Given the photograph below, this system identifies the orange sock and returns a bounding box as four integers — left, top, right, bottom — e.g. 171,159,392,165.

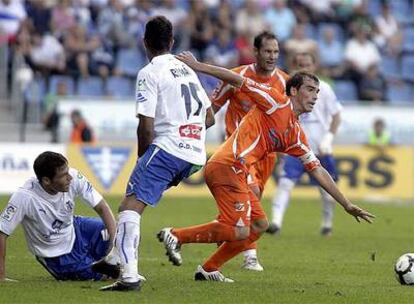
203,230,261,272
172,221,237,244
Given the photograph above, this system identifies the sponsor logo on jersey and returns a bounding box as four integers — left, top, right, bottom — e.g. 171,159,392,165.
179,124,202,140
1,204,17,222
82,146,131,190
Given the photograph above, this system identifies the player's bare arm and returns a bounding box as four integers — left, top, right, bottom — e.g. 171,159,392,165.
176,52,244,88
93,200,117,250
308,166,375,223
0,232,6,281
0,232,16,282
137,114,154,157
205,107,215,129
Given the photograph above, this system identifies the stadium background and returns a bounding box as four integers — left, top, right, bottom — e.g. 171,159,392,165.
1,0,414,303
1,0,414,201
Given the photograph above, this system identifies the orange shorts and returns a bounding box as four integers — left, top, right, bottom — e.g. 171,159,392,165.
204,162,267,227
248,152,277,193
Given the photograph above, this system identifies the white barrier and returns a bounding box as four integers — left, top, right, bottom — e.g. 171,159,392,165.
0,143,65,194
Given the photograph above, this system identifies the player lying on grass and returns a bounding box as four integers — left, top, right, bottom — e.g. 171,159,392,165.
157,51,375,282
0,151,119,282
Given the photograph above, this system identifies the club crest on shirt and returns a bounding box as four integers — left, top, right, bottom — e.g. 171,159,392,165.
234,202,245,212
65,201,74,212
1,204,17,222
137,78,147,91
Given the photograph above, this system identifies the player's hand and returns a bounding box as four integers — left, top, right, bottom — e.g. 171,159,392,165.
175,51,199,69
319,132,334,155
343,203,375,223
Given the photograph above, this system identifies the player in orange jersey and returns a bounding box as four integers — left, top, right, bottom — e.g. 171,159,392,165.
211,31,289,271
157,52,374,282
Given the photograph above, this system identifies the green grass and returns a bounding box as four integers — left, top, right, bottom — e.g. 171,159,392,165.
1,195,414,303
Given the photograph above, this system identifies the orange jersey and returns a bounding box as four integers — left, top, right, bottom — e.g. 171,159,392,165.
212,64,289,137
209,78,321,174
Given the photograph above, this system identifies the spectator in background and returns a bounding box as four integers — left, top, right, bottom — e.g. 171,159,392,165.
359,64,387,102
51,0,76,39
284,23,318,70
205,28,238,68
70,109,95,143
187,0,213,60
347,0,375,36
43,81,68,143
152,0,186,52
29,31,66,75
0,0,27,42
234,29,256,65
25,0,51,36
235,0,266,37
374,2,402,56
333,0,363,28
299,0,336,23
211,0,234,33
319,26,345,79
367,118,392,154
64,24,101,78
97,0,131,50
264,0,296,42
344,25,381,93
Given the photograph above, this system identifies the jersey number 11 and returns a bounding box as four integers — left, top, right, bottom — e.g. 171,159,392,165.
181,82,203,119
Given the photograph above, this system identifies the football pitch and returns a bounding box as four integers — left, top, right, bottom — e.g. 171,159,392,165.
1,195,414,304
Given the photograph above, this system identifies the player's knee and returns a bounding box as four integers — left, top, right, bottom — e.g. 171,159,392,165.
278,177,295,192
252,218,269,233
234,226,250,240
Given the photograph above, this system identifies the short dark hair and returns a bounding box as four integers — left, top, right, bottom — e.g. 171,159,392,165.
144,16,173,52
253,31,277,50
286,72,319,97
33,151,68,182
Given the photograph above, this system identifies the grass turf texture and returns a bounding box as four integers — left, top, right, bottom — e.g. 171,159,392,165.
1,195,414,303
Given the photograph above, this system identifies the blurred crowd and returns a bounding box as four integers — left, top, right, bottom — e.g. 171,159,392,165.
1,0,414,103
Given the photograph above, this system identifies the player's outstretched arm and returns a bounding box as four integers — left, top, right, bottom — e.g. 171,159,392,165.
176,51,244,88
309,166,375,223
0,232,6,281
